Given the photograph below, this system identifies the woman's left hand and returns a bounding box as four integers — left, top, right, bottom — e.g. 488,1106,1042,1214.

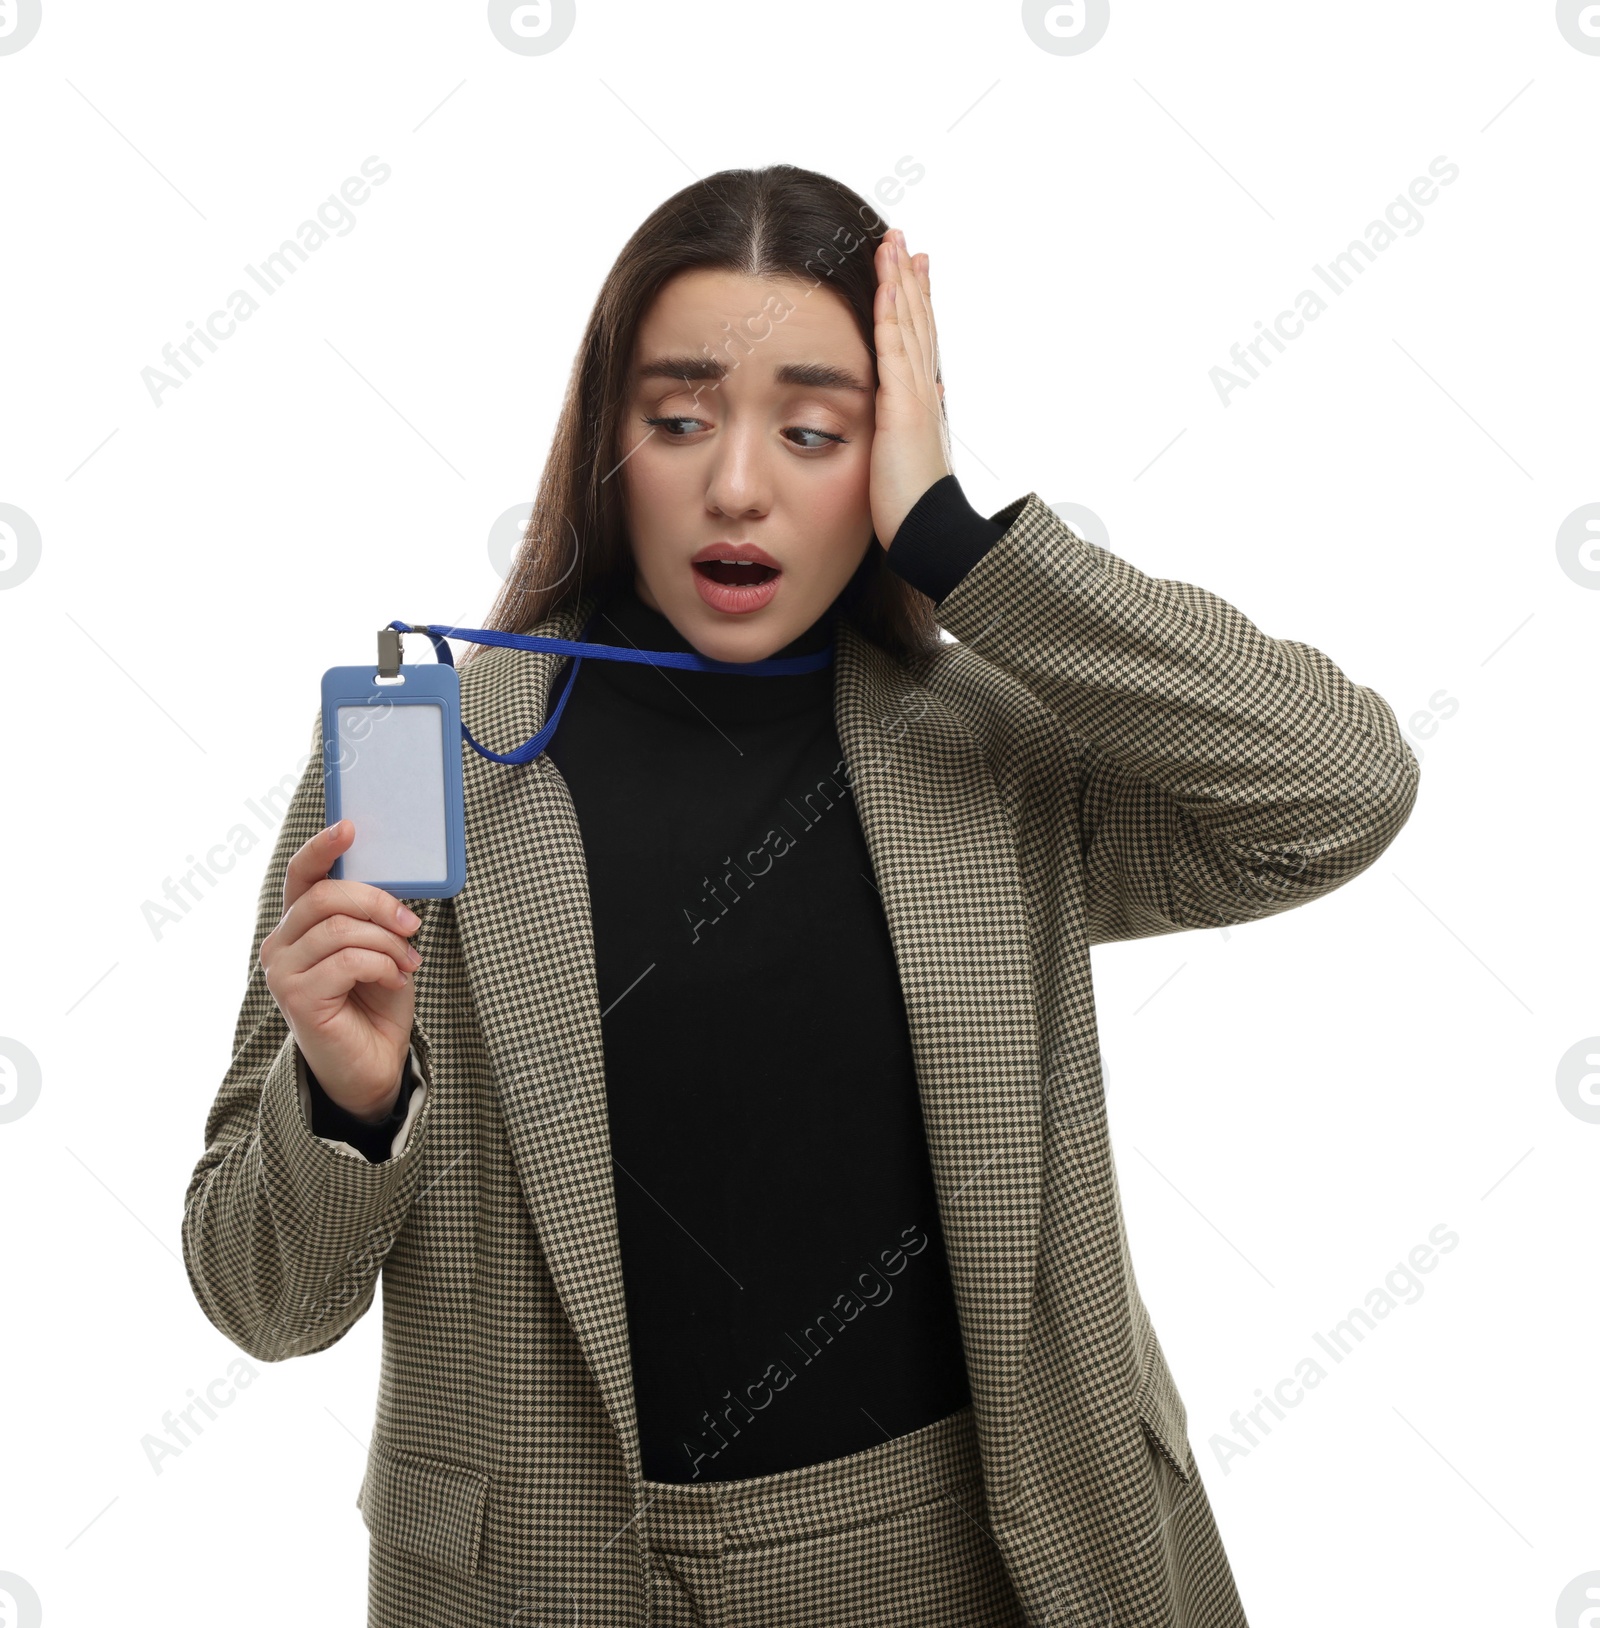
869,227,952,551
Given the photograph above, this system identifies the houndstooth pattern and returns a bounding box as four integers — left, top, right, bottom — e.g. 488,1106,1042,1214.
643,1405,1026,1626
181,492,1420,1626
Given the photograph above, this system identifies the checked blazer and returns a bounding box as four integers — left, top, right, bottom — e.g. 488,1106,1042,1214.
182,491,1421,1626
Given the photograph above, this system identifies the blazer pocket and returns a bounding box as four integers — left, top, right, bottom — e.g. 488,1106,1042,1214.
356,1433,490,1578
1131,1326,1196,1490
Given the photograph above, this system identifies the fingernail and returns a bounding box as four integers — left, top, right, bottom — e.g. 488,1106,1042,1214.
407,946,422,965
398,906,421,932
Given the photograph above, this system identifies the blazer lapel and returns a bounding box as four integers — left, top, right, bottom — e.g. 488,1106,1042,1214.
831,619,1042,1511
445,590,649,1476
447,598,1042,1506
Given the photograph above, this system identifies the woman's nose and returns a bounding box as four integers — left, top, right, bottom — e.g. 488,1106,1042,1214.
702,437,774,517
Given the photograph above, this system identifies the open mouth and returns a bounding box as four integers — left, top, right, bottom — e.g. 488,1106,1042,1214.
693,561,780,586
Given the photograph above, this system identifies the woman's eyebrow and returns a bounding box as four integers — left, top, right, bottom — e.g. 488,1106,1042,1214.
635,355,871,394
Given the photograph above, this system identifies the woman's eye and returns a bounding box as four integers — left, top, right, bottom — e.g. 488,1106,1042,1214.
641,416,844,449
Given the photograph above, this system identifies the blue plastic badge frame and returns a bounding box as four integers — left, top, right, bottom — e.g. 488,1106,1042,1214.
320,662,467,899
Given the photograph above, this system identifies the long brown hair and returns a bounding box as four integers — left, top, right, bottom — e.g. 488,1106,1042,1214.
466,164,944,667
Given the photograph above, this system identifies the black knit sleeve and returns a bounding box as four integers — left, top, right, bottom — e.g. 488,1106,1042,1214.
306,1057,419,1164
882,473,1005,605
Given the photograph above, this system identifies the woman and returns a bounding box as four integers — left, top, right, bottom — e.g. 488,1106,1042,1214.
183,165,1420,1627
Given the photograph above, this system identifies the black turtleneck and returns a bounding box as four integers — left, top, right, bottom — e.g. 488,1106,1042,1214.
304,473,1005,1482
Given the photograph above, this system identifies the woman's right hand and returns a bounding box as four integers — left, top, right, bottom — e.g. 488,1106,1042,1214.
260,819,422,1124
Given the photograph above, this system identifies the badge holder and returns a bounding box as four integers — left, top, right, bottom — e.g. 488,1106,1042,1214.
320,628,468,899
318,611,834,901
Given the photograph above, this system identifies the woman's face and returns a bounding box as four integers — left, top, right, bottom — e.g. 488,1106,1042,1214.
617,268,878,662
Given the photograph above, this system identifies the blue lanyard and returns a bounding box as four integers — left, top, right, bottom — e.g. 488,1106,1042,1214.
386,613,836,766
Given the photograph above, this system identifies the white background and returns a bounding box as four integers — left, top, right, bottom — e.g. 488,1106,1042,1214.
1,2,1594,1624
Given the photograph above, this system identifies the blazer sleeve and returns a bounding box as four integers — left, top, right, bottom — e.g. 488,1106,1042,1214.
180,709,439,1362
887,486,1421,944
